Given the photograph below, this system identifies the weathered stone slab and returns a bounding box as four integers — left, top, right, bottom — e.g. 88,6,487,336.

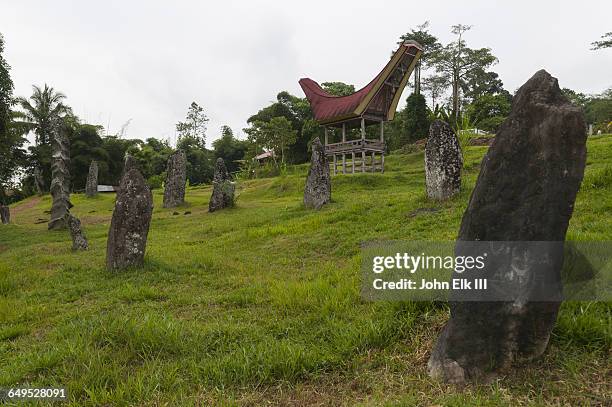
85,160,99,197
122,154,138,178
303,137,331,209
163,150,187,208
0,205,9,224
106,168,153,270
425,120,462,200
427,70,587,383
34,167,45,195
65,213,88,250
48,121,73,230
209,158,235,212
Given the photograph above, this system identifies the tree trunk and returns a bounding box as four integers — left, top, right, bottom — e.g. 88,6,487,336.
415,61,421,95
452,71,460,123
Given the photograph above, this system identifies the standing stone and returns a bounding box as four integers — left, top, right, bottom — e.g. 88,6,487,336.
48,121,73,230
85,160,99,197
428,70,587,383
163,150,187,208
425,120,462,200
303,137,331,210
34,167,45,195
208,158,235,212
122,154,138,178
106,168,153,270
0,205,9,224
65,213,88,250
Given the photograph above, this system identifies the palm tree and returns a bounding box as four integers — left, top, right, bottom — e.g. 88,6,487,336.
16,84,72,146
15,84,73,192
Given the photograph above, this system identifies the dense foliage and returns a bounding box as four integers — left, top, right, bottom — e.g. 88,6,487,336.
0,33,27,204
1,26,610,202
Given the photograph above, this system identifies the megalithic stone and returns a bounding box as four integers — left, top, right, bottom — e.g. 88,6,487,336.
122,154,138,178
425,120,462,200
106,168,153,270
303,137,331,210
0,205,9,224
163,150,187,208
85,160,99,197
208,158,235,212
34,167,45,195
65,213,88,250
48,120,73,230
427,70,587,383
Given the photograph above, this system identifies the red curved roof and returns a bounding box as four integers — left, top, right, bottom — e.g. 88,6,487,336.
299,41,422,125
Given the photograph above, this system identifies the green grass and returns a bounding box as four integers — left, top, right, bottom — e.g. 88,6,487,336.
1,136,611,406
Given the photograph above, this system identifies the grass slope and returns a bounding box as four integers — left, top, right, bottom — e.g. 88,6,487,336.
1,136,611,406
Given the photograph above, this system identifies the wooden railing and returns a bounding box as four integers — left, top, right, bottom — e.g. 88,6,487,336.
324,139,385,155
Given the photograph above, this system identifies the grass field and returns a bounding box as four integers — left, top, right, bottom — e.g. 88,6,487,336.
1,136,611,406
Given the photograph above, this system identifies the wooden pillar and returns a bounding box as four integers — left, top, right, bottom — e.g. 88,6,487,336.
361,118,366,173
324,126,328,145
380,121,385,173
333,154,337,175
351,152,355,174
341,124,347,174
361,118,366,140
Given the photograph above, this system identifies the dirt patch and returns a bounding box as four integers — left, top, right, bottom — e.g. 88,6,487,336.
469,136,495,146
80,214,111,225
12,196,42,215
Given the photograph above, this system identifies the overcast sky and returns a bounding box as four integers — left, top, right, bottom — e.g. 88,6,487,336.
2,0,611,147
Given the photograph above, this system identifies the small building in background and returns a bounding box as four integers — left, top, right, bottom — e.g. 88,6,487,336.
97,185,118,193
254,151,275,165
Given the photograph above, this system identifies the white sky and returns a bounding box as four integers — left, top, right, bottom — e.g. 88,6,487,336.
2,0,611,147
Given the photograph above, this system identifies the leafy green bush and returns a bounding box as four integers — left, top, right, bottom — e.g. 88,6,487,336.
403,93,431,144
147,174,164,189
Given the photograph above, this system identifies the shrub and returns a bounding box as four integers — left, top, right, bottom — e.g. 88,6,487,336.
402,93,431,144
147,174,164,190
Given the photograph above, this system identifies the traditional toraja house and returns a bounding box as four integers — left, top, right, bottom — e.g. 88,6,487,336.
299,40,423,174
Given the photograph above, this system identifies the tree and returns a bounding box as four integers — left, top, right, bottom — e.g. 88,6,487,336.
15,84,73,190
397,21,442,95
461,70,506,104
176,102,208,144
0,33,27,203
69,124,109,190
422,74,450,108
561,88,588,108
430,25,498,123
0,33,12,142
212,126,248,173
402,93,430,143
177,134,213,185
591,32,612,50
584,88,612,128
16,84,71,146
127,138,173,181
321,82,355,96
100,135,139,185
465,93,511,132
245,117,297,165
246,91,318,164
